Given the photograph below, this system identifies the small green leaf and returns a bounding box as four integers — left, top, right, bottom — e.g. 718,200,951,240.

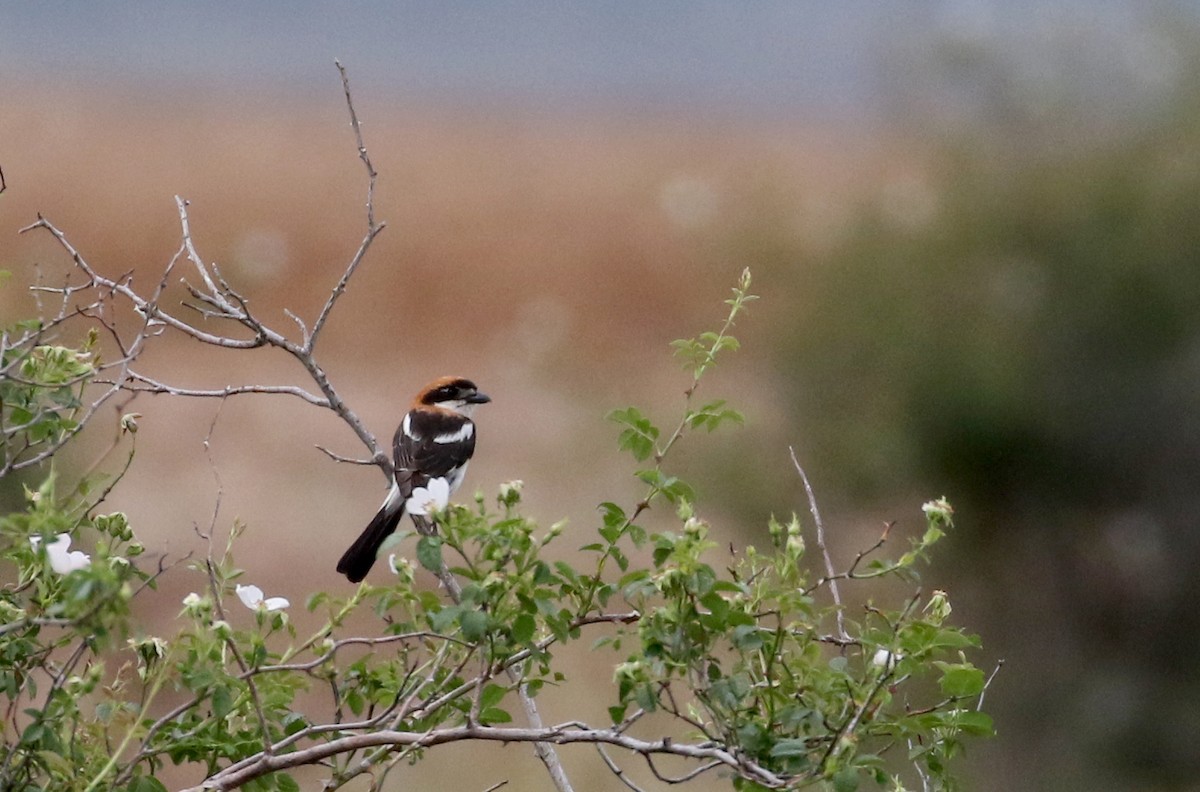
416,535,444,572
460,608,489,642
511,613,536,644
608,407,661,461
935,662,986,697
598,501,626,526
129,777,169,792
832,768,859,792
275,775,301,792
480,706,513,725
211,686,233,719
479,683,507,709
730,624,764,651
952,709,995,736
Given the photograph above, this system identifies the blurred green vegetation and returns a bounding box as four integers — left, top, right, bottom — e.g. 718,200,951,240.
744,62,1200,791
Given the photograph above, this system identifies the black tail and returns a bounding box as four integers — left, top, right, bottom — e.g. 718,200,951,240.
337,503,405,583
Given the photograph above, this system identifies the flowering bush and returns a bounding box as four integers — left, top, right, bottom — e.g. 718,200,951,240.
0,268,994,791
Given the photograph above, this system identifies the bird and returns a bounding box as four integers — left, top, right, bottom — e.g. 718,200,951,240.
337,376,490,582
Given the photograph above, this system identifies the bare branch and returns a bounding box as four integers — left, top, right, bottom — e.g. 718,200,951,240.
315,444,378,466
977,659,1005,711
19,216,264,349
597,744,648,792
308,60,387,352
119,371,328,407
789,447,847,641
180,722,788,792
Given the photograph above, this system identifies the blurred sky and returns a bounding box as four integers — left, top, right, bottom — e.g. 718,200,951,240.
0,1,1183,118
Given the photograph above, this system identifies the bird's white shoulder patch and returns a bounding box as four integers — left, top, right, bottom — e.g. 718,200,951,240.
433,422,474,444
402,413,419,440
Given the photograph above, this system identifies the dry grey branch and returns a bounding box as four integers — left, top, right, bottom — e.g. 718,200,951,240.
308,60,386,352
789,446,848,641
178,722,787,792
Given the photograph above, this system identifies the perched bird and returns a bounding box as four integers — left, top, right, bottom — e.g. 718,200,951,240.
337,376,490,582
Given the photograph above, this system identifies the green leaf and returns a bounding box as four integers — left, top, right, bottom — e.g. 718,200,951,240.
730,624,764,651
480,706,513,725
511,612,536,644
211,685,233,719
430,604,462,633
346,688,365,716
608,407,661,461
633,683,658,712
275,775,301,792
735,722,768,754
670,338,708,371
459,608,489,642
951,709,995,736
635,469,695,504
935,662,986,698
598,501,626,527
832,768,859,792
479,683,507,709
416,535,444,572
685,400,746,433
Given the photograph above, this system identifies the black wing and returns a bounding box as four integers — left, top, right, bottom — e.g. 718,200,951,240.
393,411,476,495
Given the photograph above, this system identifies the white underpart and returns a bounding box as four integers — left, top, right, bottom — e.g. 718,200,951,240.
433,422,473,444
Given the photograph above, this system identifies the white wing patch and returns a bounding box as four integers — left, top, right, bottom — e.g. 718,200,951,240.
433,422,474,444
401,413,418,440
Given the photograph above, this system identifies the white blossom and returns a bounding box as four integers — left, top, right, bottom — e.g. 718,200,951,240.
406,477,450,516
922,497,954,524
234,583,289,612
30,534,91,574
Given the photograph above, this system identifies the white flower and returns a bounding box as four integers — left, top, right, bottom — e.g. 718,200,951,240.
389,553,415,583
872,648,902,671
234,583,290,612
921,497,954,523
30,534,91,574
406,477,450,516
